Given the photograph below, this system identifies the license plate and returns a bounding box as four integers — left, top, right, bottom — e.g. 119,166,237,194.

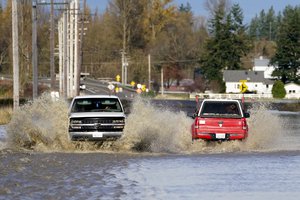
92,133,103,138
216,133,226,139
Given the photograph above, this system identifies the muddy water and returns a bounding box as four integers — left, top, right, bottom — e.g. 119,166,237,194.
0,95,300,200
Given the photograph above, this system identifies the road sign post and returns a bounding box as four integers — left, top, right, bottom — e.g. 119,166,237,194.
239,80,248,109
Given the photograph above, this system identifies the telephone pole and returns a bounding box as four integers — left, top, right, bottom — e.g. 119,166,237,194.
12,0,19,109
148,54,151,90
32,0,38,99
50,0,55,90
73,0,79,96
63,0,68,99
77,0,86,96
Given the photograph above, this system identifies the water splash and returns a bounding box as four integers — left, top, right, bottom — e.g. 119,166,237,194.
189,102,288,153
6,93,72,151
116,97,193,153
118,99,289,153
3,94,291,153
244,103,286,150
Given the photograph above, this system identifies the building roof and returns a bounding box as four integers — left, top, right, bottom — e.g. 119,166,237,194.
223,70,273,84
254,57,270,67
285,82,300,87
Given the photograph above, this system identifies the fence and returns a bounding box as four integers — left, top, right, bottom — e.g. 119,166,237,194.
189,93,300,100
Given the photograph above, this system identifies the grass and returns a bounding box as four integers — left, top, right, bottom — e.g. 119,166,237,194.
0,106,13,125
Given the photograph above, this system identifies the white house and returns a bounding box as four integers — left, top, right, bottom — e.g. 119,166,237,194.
252,57,275,79
222,57,299,98
223,70,273,94
285,83,300,99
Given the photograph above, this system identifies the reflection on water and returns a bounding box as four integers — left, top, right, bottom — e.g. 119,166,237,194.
0,95,299,200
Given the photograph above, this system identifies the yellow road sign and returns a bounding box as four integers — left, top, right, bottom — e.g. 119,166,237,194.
130,81,135,87
116,75,121,82
239,81,248,93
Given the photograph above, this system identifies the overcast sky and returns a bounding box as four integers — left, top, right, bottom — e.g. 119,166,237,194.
87,0,300,24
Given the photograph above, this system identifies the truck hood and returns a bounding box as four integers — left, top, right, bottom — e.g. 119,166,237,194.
69,112,126,118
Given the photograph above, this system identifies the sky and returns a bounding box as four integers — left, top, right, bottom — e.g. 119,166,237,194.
86,0,300,24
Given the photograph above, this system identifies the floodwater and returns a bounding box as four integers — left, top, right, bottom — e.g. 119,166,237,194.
0,95,300,200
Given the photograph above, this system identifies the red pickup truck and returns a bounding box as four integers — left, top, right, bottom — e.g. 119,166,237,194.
191,99,250,141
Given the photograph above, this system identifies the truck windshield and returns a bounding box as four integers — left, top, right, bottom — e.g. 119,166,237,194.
71,98,123,112
200,101,242,118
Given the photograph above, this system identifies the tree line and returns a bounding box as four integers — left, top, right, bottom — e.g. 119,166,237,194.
0,0,299,95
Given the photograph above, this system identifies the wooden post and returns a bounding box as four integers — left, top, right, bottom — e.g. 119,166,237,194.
32,0,38,99
148,54,151,90
12,0,19,109
74,0,79,96
58,18,63,95
69,0,74,97
161,67,164,96
63,0,68,99
50,0,55,90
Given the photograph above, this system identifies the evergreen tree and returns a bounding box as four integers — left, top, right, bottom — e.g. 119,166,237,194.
200,2,226,82
248,7,278,41
271,6,300,83
200,3,251,84
248,15,259,39
272,80,286,98
179,2,192,13
228,4,252,69
265,6,277,40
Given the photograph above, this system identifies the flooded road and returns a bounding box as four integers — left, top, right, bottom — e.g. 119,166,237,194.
0,96,300,200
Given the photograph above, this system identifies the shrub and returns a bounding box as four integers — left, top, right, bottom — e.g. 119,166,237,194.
272,80,286,98
0,106,13,124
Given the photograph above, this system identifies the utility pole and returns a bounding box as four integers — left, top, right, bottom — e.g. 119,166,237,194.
12,0,19,109
63,0,68,99
69,0,74,97
148,54,151,90
124,56,128,84
74,0,80,96
58,18,63,95
32,0,38,99
66,5,70,97
121,50,125,85
121,1,127,85
161,67,164,96
50,0,55,90
77,0,86,96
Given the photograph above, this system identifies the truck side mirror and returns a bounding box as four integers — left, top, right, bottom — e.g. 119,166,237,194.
187,112,198,119
244,112,250,118
124,107,130,115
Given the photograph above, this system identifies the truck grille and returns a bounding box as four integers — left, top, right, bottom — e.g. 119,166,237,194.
69,117,125,132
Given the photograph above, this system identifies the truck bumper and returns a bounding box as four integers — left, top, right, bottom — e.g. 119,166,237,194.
192,132,247,141
69,131,123,141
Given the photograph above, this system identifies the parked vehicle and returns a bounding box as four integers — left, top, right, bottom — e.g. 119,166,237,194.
191,99,250,141
79,83,86,90
68,95,126,141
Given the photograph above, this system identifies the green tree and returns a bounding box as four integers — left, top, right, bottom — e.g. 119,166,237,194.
270,6,300,84
249,7,278,41
200,3,251,88
228,4,252,70
272,80,286,98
